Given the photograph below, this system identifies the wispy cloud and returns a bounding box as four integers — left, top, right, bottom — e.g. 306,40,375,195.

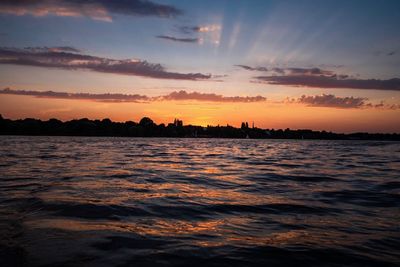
156,35,199,43
177,24,222,46
374,49,398,57
24,46,81,53
0,47,212,81
0,0,182,21
278,67,335,76
179,26,200,34
0,88,266,103
179,24,221,34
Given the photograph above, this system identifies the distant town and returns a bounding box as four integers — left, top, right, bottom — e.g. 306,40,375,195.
0,115,399,140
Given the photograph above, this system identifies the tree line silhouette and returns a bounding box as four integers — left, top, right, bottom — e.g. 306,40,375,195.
0,115,398,140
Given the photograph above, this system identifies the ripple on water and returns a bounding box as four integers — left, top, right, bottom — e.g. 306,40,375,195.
0,137,399,267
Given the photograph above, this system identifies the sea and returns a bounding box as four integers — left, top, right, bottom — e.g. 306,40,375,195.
0,136,399,267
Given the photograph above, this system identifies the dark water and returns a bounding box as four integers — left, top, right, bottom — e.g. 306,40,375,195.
0,136,399,267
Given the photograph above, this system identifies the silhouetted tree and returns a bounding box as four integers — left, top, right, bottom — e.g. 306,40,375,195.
139,117,154,127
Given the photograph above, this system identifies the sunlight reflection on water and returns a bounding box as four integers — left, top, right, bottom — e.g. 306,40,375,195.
0,137,399,266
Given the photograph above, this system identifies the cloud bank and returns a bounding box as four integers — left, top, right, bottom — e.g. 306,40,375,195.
238,64,400,91
0,47,212,81
0,88,266,103
285,94,399,109
161,90,266,102
256,75,400,91
3,88,398,109
296,94,367,108
0,0,182,21
24,46,81,53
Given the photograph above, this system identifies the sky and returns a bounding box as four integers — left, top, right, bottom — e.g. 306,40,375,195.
0,0,399,133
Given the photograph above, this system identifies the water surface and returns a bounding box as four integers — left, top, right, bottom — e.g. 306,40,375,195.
0,136,399,266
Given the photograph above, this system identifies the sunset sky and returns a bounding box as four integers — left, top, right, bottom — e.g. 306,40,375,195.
0,0,399,132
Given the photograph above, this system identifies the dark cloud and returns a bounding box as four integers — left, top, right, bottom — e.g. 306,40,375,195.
296,94,367,109
3,88,398,109
270,68,285,74
0,47,212,81
255,75,400,91
0,88,150,102
236,65,335,76
161,90,266,102
235,65,268,72
291,94,400,109
364,102,400,110
241,64,400,91
0,0,182,21
0,88,266,103
284,67,334,76
387,51,396,56
156,35,198,43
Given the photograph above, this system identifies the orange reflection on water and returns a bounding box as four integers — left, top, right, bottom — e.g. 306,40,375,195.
25,216,308,248
37,177,292,207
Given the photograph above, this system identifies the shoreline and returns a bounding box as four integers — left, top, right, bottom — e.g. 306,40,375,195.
1,116,399,141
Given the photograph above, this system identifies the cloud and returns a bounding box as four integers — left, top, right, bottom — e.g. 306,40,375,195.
295,94,367,108
156,35,198,43
0,0,182,21
235,65,268,72
0,88,150,102
177,24,222,46
239,64,400,91
283,67,334,76
255,75,400,91
179,26,199,34
0,47,212,81
374,49,397,56
236,65,335,75
285,93,399,109
2,88,398,109
0,88,266,103
161,90,266,102
24,46,81,53
179,24,221,34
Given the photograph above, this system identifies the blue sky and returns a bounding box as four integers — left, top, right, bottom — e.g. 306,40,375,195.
0,0,399,131
1,0,399,76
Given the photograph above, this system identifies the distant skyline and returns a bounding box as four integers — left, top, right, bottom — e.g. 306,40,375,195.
0,0,399,132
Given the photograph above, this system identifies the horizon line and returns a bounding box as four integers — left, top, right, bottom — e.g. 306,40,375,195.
1,115,399,136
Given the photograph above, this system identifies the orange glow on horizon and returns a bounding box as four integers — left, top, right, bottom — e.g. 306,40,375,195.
0,94,399,133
